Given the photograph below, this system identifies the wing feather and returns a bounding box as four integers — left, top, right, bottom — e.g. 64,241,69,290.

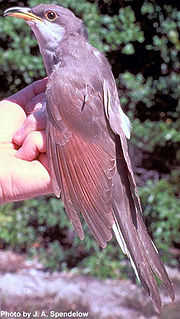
47,119,114,247
59,138,114,246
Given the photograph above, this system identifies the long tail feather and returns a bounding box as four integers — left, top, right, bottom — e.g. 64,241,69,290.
112,136,174,312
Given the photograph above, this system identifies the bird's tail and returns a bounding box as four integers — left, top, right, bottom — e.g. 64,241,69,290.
112,135,174,313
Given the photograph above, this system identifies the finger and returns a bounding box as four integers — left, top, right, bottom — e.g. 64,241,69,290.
0,155,53,204
0,100,26,142
26,92,46,113
15,131,46,161
31,78,48,96
5,78,48,111
16,156,53,199
13,107,47,146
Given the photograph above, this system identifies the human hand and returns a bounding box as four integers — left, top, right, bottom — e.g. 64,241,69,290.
0,79,53,204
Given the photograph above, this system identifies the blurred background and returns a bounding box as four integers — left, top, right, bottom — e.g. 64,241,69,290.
0,0,180,317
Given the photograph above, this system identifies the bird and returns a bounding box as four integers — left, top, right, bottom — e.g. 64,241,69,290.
4,4,174,312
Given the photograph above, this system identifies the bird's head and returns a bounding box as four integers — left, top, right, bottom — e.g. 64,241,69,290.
4,4,88,74
4,4,88,49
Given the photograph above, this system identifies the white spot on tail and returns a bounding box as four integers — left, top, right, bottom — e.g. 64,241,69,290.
112,221,140,281
119,108,131,139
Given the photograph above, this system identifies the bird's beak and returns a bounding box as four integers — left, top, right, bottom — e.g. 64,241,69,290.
3,7,43,22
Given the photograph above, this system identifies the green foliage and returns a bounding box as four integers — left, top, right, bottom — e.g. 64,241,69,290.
139,179,180,266
81,243,129,279
0,198,66,251
0,0,179,275
0,198,127,278
0,11,45,96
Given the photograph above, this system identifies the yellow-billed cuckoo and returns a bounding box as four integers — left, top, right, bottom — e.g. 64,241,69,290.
4,4,174,311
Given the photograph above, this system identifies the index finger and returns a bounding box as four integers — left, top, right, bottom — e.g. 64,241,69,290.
5,78,48,111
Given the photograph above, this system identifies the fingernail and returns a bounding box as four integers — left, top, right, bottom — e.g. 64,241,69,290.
13,127,24,144
15,148,22,158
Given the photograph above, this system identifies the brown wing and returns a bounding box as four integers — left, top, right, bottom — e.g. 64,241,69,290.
46,67,116,247
47,119,115,247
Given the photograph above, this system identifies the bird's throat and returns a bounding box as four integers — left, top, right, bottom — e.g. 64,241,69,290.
40,47,59,76
28,21,64,76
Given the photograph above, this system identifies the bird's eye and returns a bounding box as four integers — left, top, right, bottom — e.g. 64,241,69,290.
45,11,57,21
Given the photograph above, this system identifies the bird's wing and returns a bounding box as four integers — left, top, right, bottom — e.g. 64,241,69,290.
46,70,116,247
103,78,142,212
